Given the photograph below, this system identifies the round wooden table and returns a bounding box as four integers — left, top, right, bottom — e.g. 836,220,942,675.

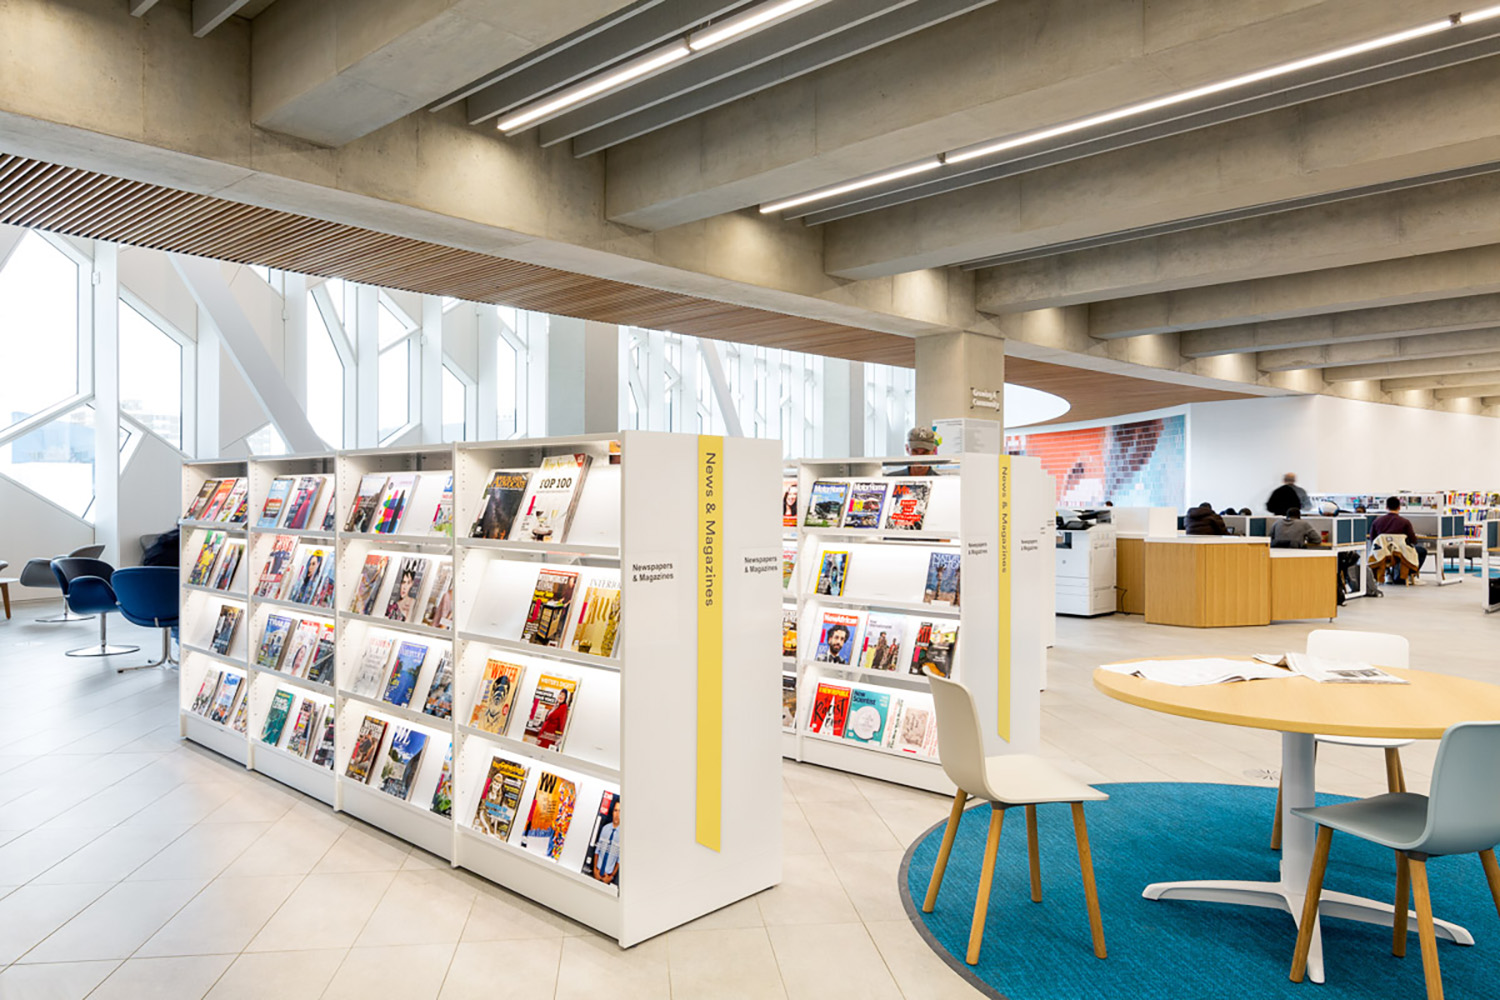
1094,662,1500,984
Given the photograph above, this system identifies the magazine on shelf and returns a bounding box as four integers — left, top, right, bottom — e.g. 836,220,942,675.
345,474,388,533
808,683,851,738
210,605,241,655
521,568,579,646
200,479,237,522
815,551,849,596
909,622,958,677
285,699,319,757
430,474,454,536
844,688,893,745
883,481,931,531
782,674,797,728
420,563,454,630
352,637,396,698
188,532,224,586
231,696,249,735
283,476,325,530
261,689,295,745
570,575,620,657
468,469,532,540
782,478,799,528
782,543,797,589
378,727,428,800
256,614,295,670
305,624,336,685
309,560,336,609
804,481,849,528
815,611,861,665
843,482,888,529
186,479,219,519
514,454,592,543
473,757,529,840
781,609,797,659
430,745,453,817
254,535,297,599
285,547,331,606
520,770,577,861
311,712,337,768
859,614,905,671
207,672,241,724
421,651,453,719
350,555,390,616
581,791,622,886
220,480,250,524
891,703,939,757
383,641,428,708
923,552,961,606
258,477,296,527
281,620,322,679
345,716,389,783
211,542,243,591
372,473,416,534
321,485,338,531
382,557,429,623
469,659,524,735
522,673,579,751
190,671,221,715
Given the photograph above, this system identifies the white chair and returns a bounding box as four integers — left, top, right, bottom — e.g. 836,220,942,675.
922,670,1109,965
1271,629,1411,850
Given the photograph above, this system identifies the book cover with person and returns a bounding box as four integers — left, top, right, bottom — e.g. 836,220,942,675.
808,683,851,738
522,673,579,751
372,473,416,534
188,532,224,586
306,623,336,685
843,481,889,529
382,556,428,623
200,478,237,522
280,619,322,678
804,480,849,528
345,715,388,784
258,476,296,527
469,659,523,735
254,535,297,599
284,698,319,756
190,671,221,715
514,454,592,542
468,469,532,539
782,478,799,527
349,554,390,616
256,614,295,670
521,770,577,861
581,791,621,887
352,637,395,697
210,605,241,655
859,614,905,671
430,745,453,817
378,727,428,801
420,562,454,630
311,712,337,768
207,672,241,724
219,479,249,523
285,547,329,606
261,688,295,745
815,611,860,665
211,542,243,591
782,609,797,659
883,481,931,531
909,622,959,677
186,478,219,519
782,673,797,728
521,568,579,647
570,575,620,657
282,475,325,530
382,641,428,708
345,474,388,532
923,552,961,606
429,474,454,536
815,551,849,596
421,650,453,719
844,688,893,745
473,757,529,841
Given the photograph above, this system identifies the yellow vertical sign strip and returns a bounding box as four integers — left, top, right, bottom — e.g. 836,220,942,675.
696,435,724,850
996,455,1012,742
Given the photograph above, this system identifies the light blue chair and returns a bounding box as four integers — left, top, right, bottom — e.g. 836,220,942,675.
1290,721,1500,999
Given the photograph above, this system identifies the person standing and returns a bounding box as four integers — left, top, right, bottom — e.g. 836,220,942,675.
1266,473,1311,516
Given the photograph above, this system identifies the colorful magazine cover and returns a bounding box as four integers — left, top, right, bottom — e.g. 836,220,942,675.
843,481,889,529
188,532,224,586
352,637,395,698
815,551,849,596
923,552,961,606
521,770,577,861
382,556,428,623
883,481,931,531
186,478,219,519
782,478,799,528
570,575,620,657
210,605,241,655
421,650,453,719
382,640,428,708
804,480,850,528
211,542,243,591
581,791,621,887
309,559,336,609
282,475,325,530
782,543,797,590
521,567,579,646
345,715,388,783
231,695,249,734
254,535,297,599
321,485,338,531
190,671,221,715
200,478,237,521
521,673,579,751
378,727,429,801
219,479,249,524
514,454,591,543
281,619,322,679
372,473,416,534
473,757,528,840
349,554,390,616
892,703,939,757
285,547,330,606
859,614,906,671
430,745,453,817
782,609,798,659
420,562,454,630
256,614,295,670
430,474,454,536
469,660,523,735
261,689,295,746
782,673,797,728
468,469,532,540
207,672,241,724
258,476,296,527
814,611,860,665
844,688,893,745
344,474,388,532
808,683,851,738
285,699,319,756
311,711,337,768
305,623,337,685
909,622,959,678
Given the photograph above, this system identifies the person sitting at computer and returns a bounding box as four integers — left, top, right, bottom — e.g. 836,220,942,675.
1270,507,1321,548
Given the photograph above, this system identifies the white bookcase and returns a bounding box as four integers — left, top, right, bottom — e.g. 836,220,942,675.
781,466,800,760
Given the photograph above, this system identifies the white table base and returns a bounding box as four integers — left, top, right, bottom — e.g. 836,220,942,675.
1141,732,1473,984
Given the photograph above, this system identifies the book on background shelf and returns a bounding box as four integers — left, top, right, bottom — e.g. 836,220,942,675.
522,673,579,751
321,485,338,531
430,474,454,536
923,552,961,606
420,563,454,630
859,614,905,672
345,474,388,533
190,671,221,715
383,641,428,708
254,535,298,599
188,532,224,586
808,683,851,738
581,791,622,886
186,479,219,519
521,568,579,647
285,547,330,606
373,473,416,534
909,622,958,678
378,727,429,800
815,611,861,665
201,478,237,522
350,555,390,616
211,542,243,591
430,745,453,817
256,614,295,670
345,716,389,784
844,688,894,745
815,551,849,596
421,651,453,719
843,481,889,529
891,703,939,757
782,609,798,659
804,481,849,528
570,575,620,657
782,543,797,590
305,623,337,686
285,699,319,757
469,659,523,735
382,556,429,623
311,712,337,768
231,696,249,734
469,469,532,540
515,454,592,542
352,637,395,698
261,689,295,745
283,476,325,531
259,476,296,527
521,770,577,861
210,605,242,655
884,481,931,531
281,620,322,679
220,480,250,524
474,757,529,840
782,674,797,728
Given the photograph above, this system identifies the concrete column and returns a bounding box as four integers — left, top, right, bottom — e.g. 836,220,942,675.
282,272,308,411
915,331,1006,427
92,242,120,565
475,306,500,439
420,295,443,442
195,305,221,459
353,285,380,448
821,358,864,457
546,317,620,435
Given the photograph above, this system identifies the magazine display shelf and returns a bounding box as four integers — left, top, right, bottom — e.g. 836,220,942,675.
781,465,800,760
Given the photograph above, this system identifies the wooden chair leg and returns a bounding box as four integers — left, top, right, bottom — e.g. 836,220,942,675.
923,790,968,914
966,804,1006,965
1071,802,1106,960
1271,779,1284,851
1385,747,1406,794
1410,858,1445,1000
1290,826,1334,983
1394,851,1410,958
1025,804,1042,903
1480,849,1500,923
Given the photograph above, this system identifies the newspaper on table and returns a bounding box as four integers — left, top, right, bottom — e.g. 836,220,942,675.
1099,658,1289,686
1255,652,1409,685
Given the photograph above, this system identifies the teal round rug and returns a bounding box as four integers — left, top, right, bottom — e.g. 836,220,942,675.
900,782,1500,999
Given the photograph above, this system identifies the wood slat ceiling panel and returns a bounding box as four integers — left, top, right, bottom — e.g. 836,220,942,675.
1005,357,1254,425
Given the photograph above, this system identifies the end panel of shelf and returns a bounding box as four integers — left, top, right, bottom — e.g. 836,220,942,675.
181,712,249,766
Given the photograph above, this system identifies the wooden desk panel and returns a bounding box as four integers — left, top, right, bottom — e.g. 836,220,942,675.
1117,537,1146,615
1269,553,1338,622
1144,541,1270,627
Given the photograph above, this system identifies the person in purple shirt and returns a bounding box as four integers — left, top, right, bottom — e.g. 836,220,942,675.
1369,496,1427,571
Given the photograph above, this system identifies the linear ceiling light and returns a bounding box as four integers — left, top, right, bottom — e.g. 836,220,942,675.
499,0,831,134
760,5,1500,212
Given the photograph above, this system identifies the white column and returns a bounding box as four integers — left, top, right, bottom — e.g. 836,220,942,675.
195,306,221,458
475,305,500,439
92,242,121,565
353,285,379,447
546,317,621,435
282,272,308,412
420,295,443,442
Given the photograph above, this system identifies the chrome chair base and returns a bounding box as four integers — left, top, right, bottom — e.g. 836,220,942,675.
117,629,174,673
66,643,141,657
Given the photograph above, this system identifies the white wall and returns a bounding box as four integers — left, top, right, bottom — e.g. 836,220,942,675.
1186,396,1319,512
0,477,94,602
118,432,185,567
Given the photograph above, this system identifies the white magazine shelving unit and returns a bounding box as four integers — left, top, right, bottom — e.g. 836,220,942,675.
780,467,800,759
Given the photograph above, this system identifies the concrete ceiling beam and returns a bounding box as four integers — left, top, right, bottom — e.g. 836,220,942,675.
1381,369,1500,391
1259,327,1500,372
1178,294,1500,357
1316,350,1500,383
1434,382,1500,400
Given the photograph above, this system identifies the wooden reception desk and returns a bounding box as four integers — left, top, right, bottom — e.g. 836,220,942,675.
1142,537,1337,627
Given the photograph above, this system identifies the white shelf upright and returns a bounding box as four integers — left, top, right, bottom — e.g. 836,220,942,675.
1482,519,1500,614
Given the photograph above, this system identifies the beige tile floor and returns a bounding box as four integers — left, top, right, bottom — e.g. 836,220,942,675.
0,580,1493,999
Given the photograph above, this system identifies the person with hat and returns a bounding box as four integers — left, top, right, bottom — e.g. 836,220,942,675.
887,427,942,476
